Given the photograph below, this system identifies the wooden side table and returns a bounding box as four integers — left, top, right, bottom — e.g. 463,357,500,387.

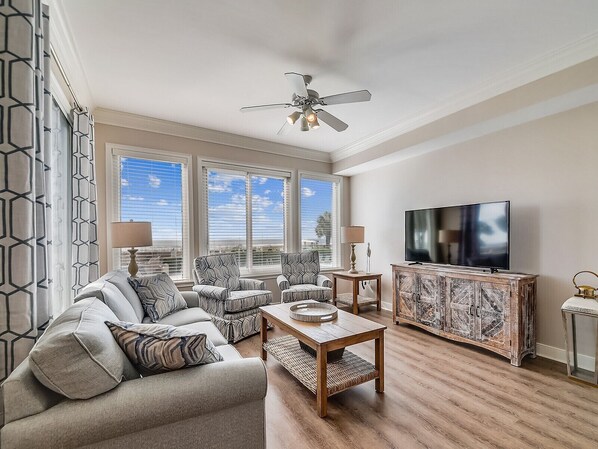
332,271,382,315
561,296,598,385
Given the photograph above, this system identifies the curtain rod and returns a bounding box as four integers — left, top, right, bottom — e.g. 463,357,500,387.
50,44,83,111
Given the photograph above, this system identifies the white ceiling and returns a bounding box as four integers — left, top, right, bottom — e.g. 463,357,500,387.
57,0,598,154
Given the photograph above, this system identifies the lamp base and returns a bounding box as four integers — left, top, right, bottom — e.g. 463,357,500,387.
349,243,358,273
127,248,139,277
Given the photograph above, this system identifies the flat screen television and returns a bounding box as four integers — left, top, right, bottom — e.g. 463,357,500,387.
405,201,510,270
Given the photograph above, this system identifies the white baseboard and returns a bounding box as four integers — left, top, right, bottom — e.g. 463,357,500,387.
381,301,392,312
536,343,595,371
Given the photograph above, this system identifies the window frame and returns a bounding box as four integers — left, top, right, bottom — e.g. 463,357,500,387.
106,143,194,281
298,171,343,270
200,159,293,276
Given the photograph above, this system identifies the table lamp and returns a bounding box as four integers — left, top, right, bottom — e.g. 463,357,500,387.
438,229,460,265
342,226,365,273
111,221,153,277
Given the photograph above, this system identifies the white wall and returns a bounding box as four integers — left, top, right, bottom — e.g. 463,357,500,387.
350,101,598,359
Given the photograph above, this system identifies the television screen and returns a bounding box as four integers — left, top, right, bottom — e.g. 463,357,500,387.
405,201,510,270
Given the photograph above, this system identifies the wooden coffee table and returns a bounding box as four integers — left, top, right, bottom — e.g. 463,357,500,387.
260,301,386,417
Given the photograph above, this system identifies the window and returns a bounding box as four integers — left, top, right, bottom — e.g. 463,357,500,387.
109,147,191,280
300,174,341,268
203,163,290,272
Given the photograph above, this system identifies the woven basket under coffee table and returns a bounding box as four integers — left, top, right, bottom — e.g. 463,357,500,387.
259,300,386,418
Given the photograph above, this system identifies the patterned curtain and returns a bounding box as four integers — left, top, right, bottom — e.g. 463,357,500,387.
71,109,100,295
0,0,52,381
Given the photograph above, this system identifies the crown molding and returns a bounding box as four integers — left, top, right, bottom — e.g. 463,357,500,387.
93,108,332,163
331,30,598,164
334,82,598,176
49,0,94,108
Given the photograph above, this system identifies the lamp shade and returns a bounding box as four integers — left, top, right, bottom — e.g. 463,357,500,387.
341,226,365,244
438,229,460,244
111,221,153,248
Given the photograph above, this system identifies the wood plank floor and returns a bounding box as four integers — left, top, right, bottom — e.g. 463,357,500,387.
235,308,598,449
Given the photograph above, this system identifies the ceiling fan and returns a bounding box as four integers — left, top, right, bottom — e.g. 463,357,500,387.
240,72,371,135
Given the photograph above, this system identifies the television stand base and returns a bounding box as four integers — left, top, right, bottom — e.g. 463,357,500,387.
407,261,423,266
392,263,538,366
489,268,499,274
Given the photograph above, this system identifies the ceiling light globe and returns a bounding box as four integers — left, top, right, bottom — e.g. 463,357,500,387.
300,116,309,131
287,111,301,125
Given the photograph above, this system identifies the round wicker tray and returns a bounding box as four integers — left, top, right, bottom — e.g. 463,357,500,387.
289,302,338,322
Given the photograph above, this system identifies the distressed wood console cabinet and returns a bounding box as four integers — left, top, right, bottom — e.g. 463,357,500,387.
392,263,537,366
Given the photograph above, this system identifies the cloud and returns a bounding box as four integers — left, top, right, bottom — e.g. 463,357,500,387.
125,195,144,201
208,172,243,193
121,178,129,187
301,187,316,198
209,194,246,217
252,194,273,211
156,199,168,206
264,189,271,195
148,174,161,188
257,177,268,185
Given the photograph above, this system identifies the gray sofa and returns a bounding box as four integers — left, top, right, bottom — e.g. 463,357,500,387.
0,270,267,449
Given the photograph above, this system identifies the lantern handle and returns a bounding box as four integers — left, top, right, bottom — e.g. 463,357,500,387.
572,271,598,289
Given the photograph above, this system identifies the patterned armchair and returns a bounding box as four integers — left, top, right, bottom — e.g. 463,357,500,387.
193,254,273,343
277,251,333,303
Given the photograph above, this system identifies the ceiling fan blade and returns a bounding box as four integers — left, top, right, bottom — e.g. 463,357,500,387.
284,72,309,98
320,89,371,105
316,109,348,132
277,121,292,136
240,103,291,112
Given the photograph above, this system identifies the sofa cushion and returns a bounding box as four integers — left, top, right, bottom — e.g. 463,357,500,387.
217,344,243,361
101,270,146,322
128,273,187,322
154,307,212,326
75,280,139,323
106,321,223,375
194,254,242,291
281,251,321,286
28,299,139,399
281,284,332,303
178,321,228,346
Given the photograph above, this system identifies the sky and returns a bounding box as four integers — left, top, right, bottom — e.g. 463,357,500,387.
119,157,184,243
207,170,334,244
119,157,334,245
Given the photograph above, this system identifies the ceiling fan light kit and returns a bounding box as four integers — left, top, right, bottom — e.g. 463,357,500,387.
241,72,371,134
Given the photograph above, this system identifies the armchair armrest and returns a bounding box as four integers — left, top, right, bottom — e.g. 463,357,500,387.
180,291,199,308
239,278,265,291
192,284,229,301
277,275,290,291
317,274,332,288
1,358,267,449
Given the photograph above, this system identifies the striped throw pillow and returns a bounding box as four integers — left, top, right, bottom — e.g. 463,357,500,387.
106,321,223,375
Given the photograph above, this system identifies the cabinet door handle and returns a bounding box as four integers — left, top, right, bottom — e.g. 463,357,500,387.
476,305,480,317
469,304,473,315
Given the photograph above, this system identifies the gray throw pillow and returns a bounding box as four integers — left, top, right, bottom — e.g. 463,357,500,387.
128,273,187,322
106,321,223,375
29,298,139,399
